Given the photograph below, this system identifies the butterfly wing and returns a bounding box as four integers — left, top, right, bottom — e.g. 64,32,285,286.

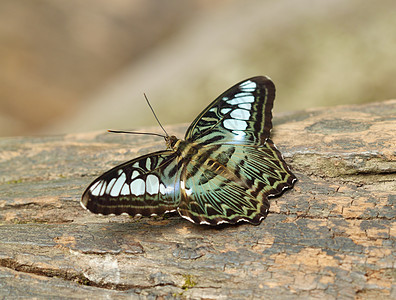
177,141,296,225
177,76,296,225
81,150,181,217
185,76,275,145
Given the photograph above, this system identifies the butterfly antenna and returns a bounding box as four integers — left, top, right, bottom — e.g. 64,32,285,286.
144,93,169,137
107,130,166,138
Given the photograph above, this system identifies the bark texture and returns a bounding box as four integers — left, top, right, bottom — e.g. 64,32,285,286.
0,100,395,299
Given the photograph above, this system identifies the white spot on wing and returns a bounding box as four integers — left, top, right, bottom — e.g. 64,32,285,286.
239,80,256,92
199,220,211,225
216,219,230,225
131,170,139,180
110,172,126,197
235,92,252,97
99,181,107,196
227,95,254,105
231,108,250,120
89,180,101,190
221,108,231,115
105,178,117,194
223,119,247,131
159,183,166,195
237,218,248,223
146,158,151,170
120,183,130,196
177,208,195,224
130,178,145,196
90,180,103,196
146,174,159,195
238,103,251,110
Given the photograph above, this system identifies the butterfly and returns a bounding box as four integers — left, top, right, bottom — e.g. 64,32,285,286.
81,76,296,225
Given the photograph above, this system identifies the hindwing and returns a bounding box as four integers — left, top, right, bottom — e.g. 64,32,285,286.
177,139,296,225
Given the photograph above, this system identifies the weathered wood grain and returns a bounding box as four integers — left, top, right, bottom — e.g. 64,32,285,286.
1,100,395,299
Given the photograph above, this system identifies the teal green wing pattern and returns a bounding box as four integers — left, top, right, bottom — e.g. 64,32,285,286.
177,140,296,225
81,150,181,217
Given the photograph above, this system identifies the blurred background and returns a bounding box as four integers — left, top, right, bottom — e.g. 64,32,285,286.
0,0,395,137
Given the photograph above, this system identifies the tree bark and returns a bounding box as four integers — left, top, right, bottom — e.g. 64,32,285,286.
1,100,395,299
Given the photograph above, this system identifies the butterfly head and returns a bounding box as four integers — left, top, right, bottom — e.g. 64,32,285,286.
165,135,179,150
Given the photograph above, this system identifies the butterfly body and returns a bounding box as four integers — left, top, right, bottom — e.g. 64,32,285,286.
81,76,296,225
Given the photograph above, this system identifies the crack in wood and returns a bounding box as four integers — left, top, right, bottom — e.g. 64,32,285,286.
0,257,180,291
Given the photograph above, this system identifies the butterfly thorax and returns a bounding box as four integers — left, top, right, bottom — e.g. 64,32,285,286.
167,136,201,159
172,138,241,185
165,135,179,150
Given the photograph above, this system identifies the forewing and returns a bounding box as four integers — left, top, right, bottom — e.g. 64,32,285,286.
177,141,296,225
81,150,181,217
185,76,275,145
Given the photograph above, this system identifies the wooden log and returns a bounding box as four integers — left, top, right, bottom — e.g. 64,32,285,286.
0,100,395,299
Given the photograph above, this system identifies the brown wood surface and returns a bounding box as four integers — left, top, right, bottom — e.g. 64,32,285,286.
1,100,395,299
